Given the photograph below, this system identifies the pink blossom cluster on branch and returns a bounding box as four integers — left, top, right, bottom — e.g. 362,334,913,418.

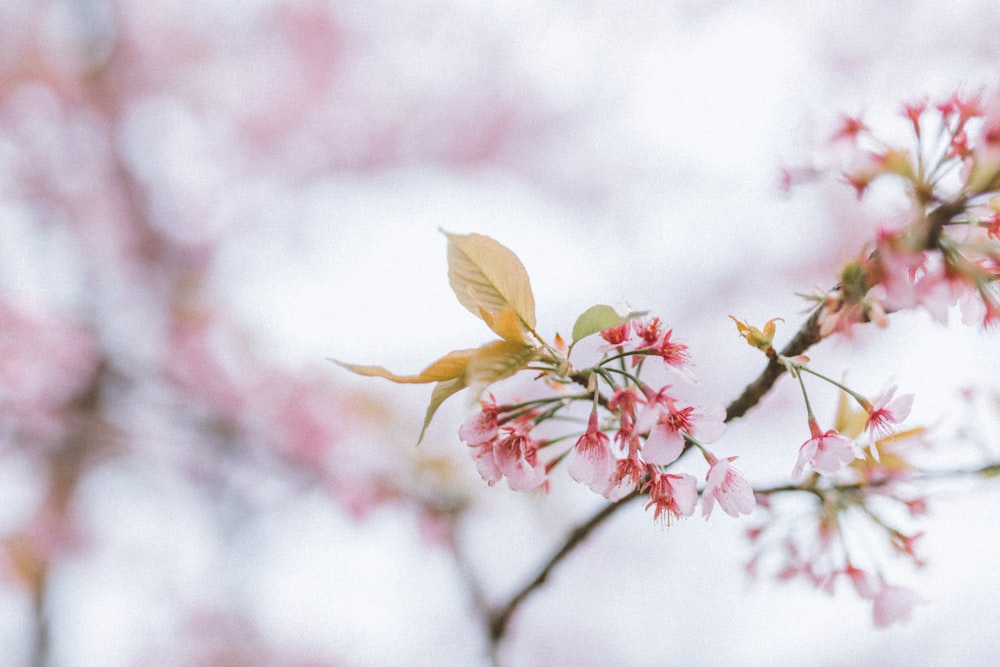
335,89,1000,637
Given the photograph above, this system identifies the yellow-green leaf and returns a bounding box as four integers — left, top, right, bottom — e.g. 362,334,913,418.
464,339,536,397
329,348,475,384
571,304,647,342
418,377,466,445
479,305,531,345
444,231,536,329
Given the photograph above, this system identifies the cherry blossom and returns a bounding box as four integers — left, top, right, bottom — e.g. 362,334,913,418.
459,397,503,446
872,581,922,628
632,317,663,348
863,387,914,460
598,321,632,350
493,425,546,491
792,418,864,480
645,471,697,525
654,329,697,383
467,438,504,487
607,454,646,501
640,400,727,466
567,412,616,492
702,454,755,519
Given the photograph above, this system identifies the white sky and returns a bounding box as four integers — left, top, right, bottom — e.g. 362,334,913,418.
4,0,1000,665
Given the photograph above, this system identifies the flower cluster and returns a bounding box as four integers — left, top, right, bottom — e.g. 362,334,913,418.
746,395,930,627
808,91,1000,335
459,316,754,525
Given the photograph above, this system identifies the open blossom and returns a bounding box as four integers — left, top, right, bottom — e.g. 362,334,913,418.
638,398,727,466
864,387,914,449
645,471,697,525
459,397,502,446
607,454,646,501
599,321,632,350
567,412,616,492
702,454,755,519
792,418,864,480
493,425,547,491
633,317,663,348
872,581,922,627
465,422,545,491
655,329,697,383
468,439,504,487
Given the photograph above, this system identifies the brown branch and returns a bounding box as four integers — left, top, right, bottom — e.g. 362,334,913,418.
487,490,638,642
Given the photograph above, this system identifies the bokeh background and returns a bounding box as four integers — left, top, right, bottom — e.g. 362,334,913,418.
2,0,1000,665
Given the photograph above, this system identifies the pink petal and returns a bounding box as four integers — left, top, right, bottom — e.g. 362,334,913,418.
792,439,819,481
642,425,685,465
670,474,698,517
691,403,727,443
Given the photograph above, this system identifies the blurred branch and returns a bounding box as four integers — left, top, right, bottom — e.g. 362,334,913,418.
29,570,50,667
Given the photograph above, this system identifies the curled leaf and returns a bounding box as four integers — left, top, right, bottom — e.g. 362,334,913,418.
329,348,475,384
332,340,535,444
444,231,536,329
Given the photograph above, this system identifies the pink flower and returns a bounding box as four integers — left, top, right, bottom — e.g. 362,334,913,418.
640,401,727,466
467,440,503,487
492,425,546,491
863,387,914,461
702,454,755,519
792,418,864,480
599,321,631,349
872,581,922,627
567,412,616,492
606,454,646,501
633,317,663,348
871,231,928,312
645,471,697,525
655,329,697,383
459,397,502,446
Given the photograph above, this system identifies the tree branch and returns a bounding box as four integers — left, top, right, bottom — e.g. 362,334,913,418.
487,490,638,643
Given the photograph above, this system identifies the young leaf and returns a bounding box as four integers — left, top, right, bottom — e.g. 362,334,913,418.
418,377,466,444
464,340,537,398
479,305,531,345
444,231,537,330
329,348,475,384
571,305,648,342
